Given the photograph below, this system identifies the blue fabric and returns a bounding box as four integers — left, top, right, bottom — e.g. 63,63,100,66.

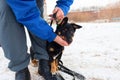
56,0,73,16
6,0,73,42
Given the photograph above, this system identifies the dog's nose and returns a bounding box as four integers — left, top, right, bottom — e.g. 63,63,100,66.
68,38,73,44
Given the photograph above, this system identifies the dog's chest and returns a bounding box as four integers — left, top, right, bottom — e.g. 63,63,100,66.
47,42,64,57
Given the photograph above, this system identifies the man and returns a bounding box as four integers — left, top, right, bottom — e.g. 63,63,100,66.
0,0,73,80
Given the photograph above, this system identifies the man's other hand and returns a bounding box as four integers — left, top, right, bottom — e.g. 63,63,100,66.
54,35,69,46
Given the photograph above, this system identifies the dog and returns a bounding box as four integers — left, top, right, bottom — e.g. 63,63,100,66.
47,17,82,73
30,17,82,73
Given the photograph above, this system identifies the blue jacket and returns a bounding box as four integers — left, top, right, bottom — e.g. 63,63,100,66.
6,0,73,42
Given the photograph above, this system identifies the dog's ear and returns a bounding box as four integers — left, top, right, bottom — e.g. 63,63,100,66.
59,17,68,26
71,23,82,29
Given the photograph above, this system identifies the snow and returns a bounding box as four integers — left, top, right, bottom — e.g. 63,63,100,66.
0,23,120,80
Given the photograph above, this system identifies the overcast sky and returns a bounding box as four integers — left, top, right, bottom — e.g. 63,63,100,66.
46,0,120,14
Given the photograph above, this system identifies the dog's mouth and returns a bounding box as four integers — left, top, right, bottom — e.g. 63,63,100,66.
60,35,73,44
57,31,73,44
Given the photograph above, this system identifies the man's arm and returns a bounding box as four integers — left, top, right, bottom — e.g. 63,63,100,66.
6,0,56,42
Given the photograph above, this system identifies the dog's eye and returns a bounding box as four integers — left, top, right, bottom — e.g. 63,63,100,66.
62,29,67,33
61,36,65,40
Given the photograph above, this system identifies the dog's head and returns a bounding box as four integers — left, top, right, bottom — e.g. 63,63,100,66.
47,17,82,58
55,17,82,44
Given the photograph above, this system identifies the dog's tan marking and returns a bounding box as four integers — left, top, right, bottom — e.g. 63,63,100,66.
58,32,61,35
49,47,54,52
51,59,58,73
31,59,39,67
61,36,66,41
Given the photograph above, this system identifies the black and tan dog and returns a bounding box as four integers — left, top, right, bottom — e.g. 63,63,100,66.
47,17,82,73
30,17,85,80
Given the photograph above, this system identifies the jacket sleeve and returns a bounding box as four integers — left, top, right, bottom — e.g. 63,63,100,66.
6,0,56,42
56,0,74,16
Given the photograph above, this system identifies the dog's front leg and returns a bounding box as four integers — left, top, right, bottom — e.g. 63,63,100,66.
51,59,59,74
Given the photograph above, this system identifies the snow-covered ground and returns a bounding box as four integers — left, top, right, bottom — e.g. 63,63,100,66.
0,23,120,80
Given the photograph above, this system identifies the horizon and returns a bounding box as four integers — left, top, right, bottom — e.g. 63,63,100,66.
46,0,120,14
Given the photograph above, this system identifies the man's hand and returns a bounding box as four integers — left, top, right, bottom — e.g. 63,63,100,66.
54,35,69,46
53,7,64,20
49,7,64,21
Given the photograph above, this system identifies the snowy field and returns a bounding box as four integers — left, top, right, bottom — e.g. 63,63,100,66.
0,23,120,80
